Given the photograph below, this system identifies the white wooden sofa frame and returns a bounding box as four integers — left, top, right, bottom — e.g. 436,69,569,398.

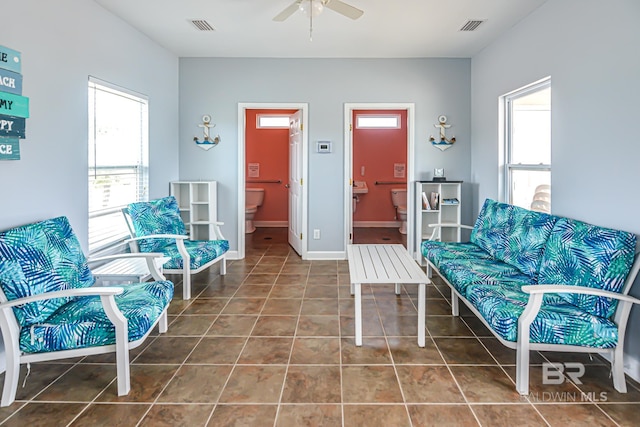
425,223,640,395
122,208,227,300
0,252,169,407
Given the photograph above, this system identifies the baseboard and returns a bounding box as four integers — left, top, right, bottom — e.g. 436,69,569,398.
305,251,346,260
225,250,240,260
353,221,401,228
254,221,287,227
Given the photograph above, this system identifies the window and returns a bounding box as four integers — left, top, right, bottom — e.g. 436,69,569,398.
88,77,149,253
355,114,401,129
502,78,551,212
256,114,290,128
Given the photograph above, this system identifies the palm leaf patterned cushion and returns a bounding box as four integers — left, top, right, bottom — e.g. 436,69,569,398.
538,217,636,319
438,257,534,297
21,281,174,353
160,240,229,270
421,241,492,270
466,282,619,348
127,196,187,253
0,216,95,326
470,199,558,278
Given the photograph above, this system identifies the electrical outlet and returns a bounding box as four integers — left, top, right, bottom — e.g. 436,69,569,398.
313,229,320,239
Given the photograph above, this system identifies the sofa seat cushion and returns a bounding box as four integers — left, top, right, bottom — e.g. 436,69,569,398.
466,283,619,348
127,196,188,253
470,199,558,278
437,257,534,297
20,281,174,354
160,240,229,270
538,217,637,319
421,241,492,270
0,217,95,327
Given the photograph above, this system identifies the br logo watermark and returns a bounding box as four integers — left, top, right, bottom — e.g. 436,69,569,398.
525,362,608,402
542,362,584,385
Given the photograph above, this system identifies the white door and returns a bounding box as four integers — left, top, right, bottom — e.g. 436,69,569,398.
288,110,303,255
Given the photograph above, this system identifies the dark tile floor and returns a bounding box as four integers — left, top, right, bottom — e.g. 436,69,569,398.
1,228,639,426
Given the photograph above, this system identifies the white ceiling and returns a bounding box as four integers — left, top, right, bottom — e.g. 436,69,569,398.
94,0,548,58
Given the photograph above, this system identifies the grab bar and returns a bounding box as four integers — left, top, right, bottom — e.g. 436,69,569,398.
246,179,282,184
375,181,406,185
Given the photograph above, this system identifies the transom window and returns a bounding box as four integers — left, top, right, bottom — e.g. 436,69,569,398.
257,114,290,128
355,114,401,129
501,78,551,212
88,77,149,253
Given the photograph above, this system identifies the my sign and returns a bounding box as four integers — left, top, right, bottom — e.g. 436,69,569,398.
0,92,29,118
0,115,25,138
0,137,20,160
0,68,22,95
0,46,21,74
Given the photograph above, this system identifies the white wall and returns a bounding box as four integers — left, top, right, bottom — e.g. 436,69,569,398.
1,0,180,249
471,0,640,378
179,58,472,255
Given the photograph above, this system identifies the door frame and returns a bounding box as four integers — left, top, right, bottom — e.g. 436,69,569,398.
237,102,309,260
344,103,416,255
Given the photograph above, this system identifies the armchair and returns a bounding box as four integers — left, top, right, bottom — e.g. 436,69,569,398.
123,196,228,300
0,216,174,407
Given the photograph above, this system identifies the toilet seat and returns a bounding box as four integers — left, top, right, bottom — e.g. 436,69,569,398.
397,205,407,215
245,204,258,214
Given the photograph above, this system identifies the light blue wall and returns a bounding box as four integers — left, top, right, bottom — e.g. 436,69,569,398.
471,0,640,378
0,0,180,250
179,58,472,254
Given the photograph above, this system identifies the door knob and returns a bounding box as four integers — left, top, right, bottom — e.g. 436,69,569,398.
285,184,290,188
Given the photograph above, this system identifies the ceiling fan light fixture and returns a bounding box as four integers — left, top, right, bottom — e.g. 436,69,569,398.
299,0,324,18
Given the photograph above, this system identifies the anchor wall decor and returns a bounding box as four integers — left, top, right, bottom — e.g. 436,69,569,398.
194,114,221,150
429,115,456,151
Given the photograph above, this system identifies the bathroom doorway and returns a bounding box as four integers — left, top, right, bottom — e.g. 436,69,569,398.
237,103,309,260
344,103,415,253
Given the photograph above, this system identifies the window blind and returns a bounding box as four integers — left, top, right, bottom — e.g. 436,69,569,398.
88,77,149,254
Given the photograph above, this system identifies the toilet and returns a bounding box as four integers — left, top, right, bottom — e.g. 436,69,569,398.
390,188,408,235
245,188,265,234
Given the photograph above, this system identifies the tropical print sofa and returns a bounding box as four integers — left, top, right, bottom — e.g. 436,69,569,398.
0,216,174,406
422,199,640,395
124,196,229,300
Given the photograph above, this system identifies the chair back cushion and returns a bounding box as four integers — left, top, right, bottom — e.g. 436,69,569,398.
127,196,187,252
538,217,636,318
470,199,557,277
0,216,94,326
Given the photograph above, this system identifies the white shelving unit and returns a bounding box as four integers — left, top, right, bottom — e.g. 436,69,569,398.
415,181,462,262
170,181,218,240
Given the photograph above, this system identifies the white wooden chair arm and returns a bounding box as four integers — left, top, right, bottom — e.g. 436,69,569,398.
0,287,124,309
427,223,474,241
521,285,640,305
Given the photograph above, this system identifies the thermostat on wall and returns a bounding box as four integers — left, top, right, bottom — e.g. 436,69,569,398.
317,141,332,153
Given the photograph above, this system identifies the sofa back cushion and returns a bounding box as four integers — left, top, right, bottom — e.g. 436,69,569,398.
538,217,637,318
127,196,187,253
470,199,558,278
0,216,94,326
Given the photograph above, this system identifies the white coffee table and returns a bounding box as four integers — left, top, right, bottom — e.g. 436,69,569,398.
346,244,429,347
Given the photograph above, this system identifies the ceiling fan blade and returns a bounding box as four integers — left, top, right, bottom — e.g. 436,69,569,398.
273,1,302,22
324,0,364,20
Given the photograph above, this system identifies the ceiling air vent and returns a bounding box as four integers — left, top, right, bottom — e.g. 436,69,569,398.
190,19,216,31
459,20,485,32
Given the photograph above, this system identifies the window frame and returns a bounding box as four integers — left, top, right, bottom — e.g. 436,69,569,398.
88,76,149,254
501,77,551,207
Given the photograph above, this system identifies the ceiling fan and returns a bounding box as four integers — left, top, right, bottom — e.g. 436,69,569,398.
273,0,364,23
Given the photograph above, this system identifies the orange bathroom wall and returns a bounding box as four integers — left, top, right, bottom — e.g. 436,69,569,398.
245,109,296,224
352,109,408,223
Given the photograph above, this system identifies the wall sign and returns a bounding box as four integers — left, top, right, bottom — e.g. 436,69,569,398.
0,45,26,161
0,137,20,160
